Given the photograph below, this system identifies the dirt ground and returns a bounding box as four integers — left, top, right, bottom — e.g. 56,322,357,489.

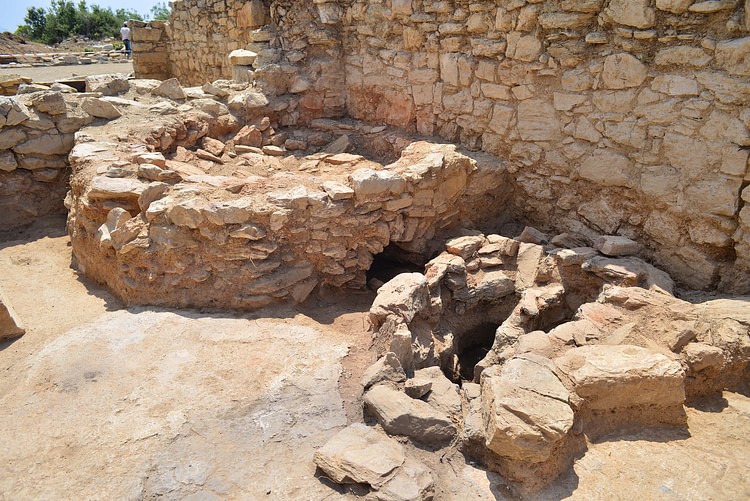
0,216,748,500
0,61,134,83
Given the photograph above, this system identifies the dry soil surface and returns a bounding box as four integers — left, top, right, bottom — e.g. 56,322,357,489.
0,216,748,500
0,61,134,83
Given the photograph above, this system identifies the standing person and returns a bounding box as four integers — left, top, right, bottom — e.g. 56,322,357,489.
121,22,131,58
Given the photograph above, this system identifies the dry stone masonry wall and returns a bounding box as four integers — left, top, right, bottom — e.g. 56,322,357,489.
132,0,750,293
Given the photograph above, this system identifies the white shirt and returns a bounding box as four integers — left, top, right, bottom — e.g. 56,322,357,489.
121,27,130,41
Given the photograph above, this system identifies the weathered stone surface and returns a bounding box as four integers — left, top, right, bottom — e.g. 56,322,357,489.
228,49,258,66
152,78,187,100
413,366,461,418
404,378,432,399
350,169,407,201
604,0,655,28
13,133,74,155
313,423,405,487
87,176,148,200
29,91,66,115
601,53,648,89
85,74,129,95
481,355,574,463
369,273,429,326
372,458,434,501
364,384,456,443
0,288,25,340
81,97,122,120
361,352,407,389
594,235,639,256
555,345,685,410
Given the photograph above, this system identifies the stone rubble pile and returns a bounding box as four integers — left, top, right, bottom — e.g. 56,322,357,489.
315,227,749,495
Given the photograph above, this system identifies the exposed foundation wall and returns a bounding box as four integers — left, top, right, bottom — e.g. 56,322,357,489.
341,0,750,292
129,20,170,80
0,92,90,231
131,0,750,292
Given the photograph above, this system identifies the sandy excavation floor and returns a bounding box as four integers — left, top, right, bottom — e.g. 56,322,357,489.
0,216,749,500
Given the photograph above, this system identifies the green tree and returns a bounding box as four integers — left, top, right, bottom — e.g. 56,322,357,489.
149,2,170,21
19,6,47,40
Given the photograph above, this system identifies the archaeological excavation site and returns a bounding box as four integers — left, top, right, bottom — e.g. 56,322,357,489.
1,0,750,499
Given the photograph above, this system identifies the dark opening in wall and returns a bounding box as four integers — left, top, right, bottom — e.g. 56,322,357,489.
454,322,497,382
366,243,425,285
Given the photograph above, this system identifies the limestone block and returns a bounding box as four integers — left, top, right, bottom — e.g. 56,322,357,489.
13,133,74,156
364,384,457,444
0,151,17,172
655,46,712,67
0,288,25,340
362,352,407,390
369,273,429,326
88,176,148,201
578,149,633,187
555,345,685,410
560,0,603,12
313,423,405,487
715,37,750,77
81,97,122,119
651,75,698,96
446,235,485,260
350,169,407,201
506,32,542,62
85,74,129,95
237,0,267,29
538,12,593,29
516,99,561,141
152,78,186,100
594,235,639,256
604,0,656,28
29,91,66,115
601,53,647,89
683,343,725,372
228,49,258,66
413,366,461,418
481,356,574,463
0,128,26,150
372,458,434,501
655,0,693,14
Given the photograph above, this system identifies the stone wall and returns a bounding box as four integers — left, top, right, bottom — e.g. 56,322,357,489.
0,92,91,230
340,0,750,292
127,0,750,293
130,20,170,80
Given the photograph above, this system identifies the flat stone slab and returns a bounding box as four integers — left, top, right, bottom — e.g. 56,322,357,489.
314,423,405,487
555,344,685,410
87,176,148,200
364,384,456,444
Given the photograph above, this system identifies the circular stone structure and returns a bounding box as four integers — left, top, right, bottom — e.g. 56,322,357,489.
66,84,507,309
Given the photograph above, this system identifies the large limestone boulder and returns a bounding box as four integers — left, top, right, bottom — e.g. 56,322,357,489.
314,423,405,487
0,288,25,340
369,273,429,327
364,384,456,444
555,345,685,410
481,355,574,463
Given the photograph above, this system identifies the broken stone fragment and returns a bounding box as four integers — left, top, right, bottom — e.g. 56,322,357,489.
481,355,574,463
29,91,66,115
371,458,435,501
364,384,457,444
84,73,129,95
322,180,354,200
369,273,429,327
554,344,685,411
81,97,122,120
152,78,186,100
201,82,230,98
361,352,407,390
594,235,639,256
683,342,725,373
0,288,25,340
314,423,405,487
413,366,461,418
517,226,550,245
404,378,432,399
228,49,258,66
446,235,485,260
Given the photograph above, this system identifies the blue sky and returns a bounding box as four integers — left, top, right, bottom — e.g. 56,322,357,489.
1,0,165,34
